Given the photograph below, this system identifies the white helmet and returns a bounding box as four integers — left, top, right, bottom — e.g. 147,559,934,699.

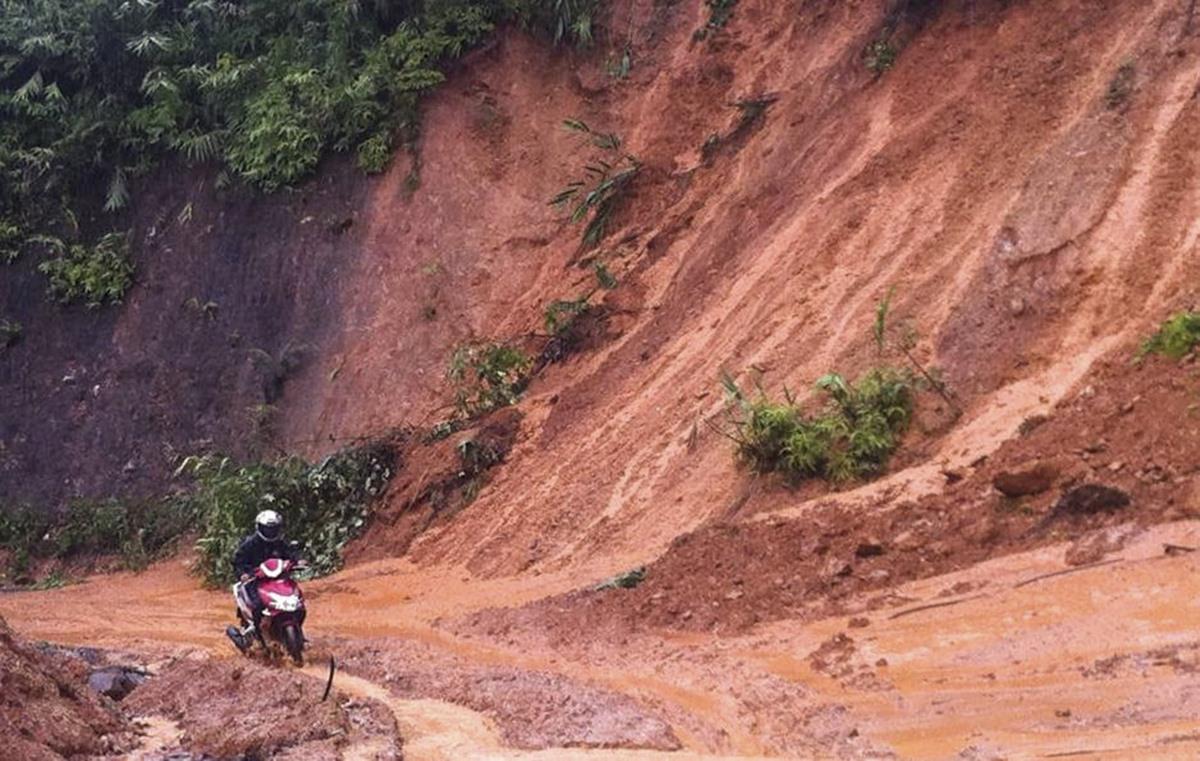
255,509,283,541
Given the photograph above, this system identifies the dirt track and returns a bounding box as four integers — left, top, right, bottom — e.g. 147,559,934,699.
4,517,1198,758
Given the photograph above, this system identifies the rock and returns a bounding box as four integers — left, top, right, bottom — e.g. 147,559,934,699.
1052,484,1131,517
855,541,885,558
848,617,871,628
1107,461,1124,472
993,461,1060,497
1064,523,1141,565
87,667,146,701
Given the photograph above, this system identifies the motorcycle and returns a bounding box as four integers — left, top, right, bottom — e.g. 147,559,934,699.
225,558,308,665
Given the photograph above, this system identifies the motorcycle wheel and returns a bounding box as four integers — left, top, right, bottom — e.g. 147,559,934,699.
283,623,304,666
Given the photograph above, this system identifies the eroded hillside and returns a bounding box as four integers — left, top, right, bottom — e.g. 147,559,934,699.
3,0,1200,758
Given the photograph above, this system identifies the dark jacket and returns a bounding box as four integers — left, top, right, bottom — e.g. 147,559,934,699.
232,533,299,578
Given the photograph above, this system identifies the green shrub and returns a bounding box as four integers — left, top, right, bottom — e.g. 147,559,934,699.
0,499,190,581
721,366,915,483
447,342,532,418
37,233,134,308
1139,311,1200,359
175,442,395,587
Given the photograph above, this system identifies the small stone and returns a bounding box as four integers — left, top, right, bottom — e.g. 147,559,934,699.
993,461,1060,497
1008,297,1026,316
875,658,889,667
1055,709,1072,718
855,541,885,559
725,590,744,601
848,617,870,628
1108,461,1124,472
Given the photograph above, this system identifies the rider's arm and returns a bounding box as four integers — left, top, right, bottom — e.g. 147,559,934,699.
232,536,257,578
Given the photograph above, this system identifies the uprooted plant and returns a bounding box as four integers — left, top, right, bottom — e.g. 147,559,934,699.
551,119,640,248
539,262,618,364
447,341,532,419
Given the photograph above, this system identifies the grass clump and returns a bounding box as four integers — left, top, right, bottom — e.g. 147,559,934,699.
448,342,532,419
36,233,134,308
1139,311,1200,359
175,441,395,588
720,367,915,483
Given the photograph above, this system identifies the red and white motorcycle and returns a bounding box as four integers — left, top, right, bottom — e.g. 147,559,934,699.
225,558,307,665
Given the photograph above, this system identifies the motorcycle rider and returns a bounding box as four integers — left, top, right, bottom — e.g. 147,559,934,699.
232,509,300,632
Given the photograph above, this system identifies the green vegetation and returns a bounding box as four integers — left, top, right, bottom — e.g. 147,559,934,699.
37,232,134,307
0,499,191,582
551,119,639,248
176,441,394,587
1105,61,1136,110
865,39,898,73
1,0,601,303
717,294,940,484
1139,310,1200,359
0,317,20,348
594,565,645,590
1,439,397,587
447,341,532,418
720,367,915,483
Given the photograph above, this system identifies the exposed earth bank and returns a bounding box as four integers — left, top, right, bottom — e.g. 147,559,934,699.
5,0,1200,758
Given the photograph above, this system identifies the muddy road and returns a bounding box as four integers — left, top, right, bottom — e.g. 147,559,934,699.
4,519,1198,759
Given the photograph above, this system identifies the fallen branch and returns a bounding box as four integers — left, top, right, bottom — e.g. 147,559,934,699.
1012,559,1121,589
888,593,987,620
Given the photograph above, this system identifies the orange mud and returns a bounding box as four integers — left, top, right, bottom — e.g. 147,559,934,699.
9,0,1200,758
4,520,1199,758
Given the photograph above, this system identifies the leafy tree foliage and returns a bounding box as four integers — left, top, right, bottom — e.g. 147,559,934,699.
0,0,601,300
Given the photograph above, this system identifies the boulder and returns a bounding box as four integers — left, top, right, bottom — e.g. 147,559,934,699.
993,461,1060,497
86,667,146,702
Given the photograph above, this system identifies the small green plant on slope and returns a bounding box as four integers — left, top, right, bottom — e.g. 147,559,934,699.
0,318,20,349
175,442,394,587
540,261,618,364
551,120,640,248
36,233,134,308
1106,61,1136,110
865,39,898,74
1139,310,1200,359
705,0,740,30
720,366,916,483
447,342,532,419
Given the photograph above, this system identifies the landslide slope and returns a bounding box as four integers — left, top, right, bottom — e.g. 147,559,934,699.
358,0,1200,576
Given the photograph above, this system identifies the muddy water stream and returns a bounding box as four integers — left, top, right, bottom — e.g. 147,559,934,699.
3,522,1199,759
